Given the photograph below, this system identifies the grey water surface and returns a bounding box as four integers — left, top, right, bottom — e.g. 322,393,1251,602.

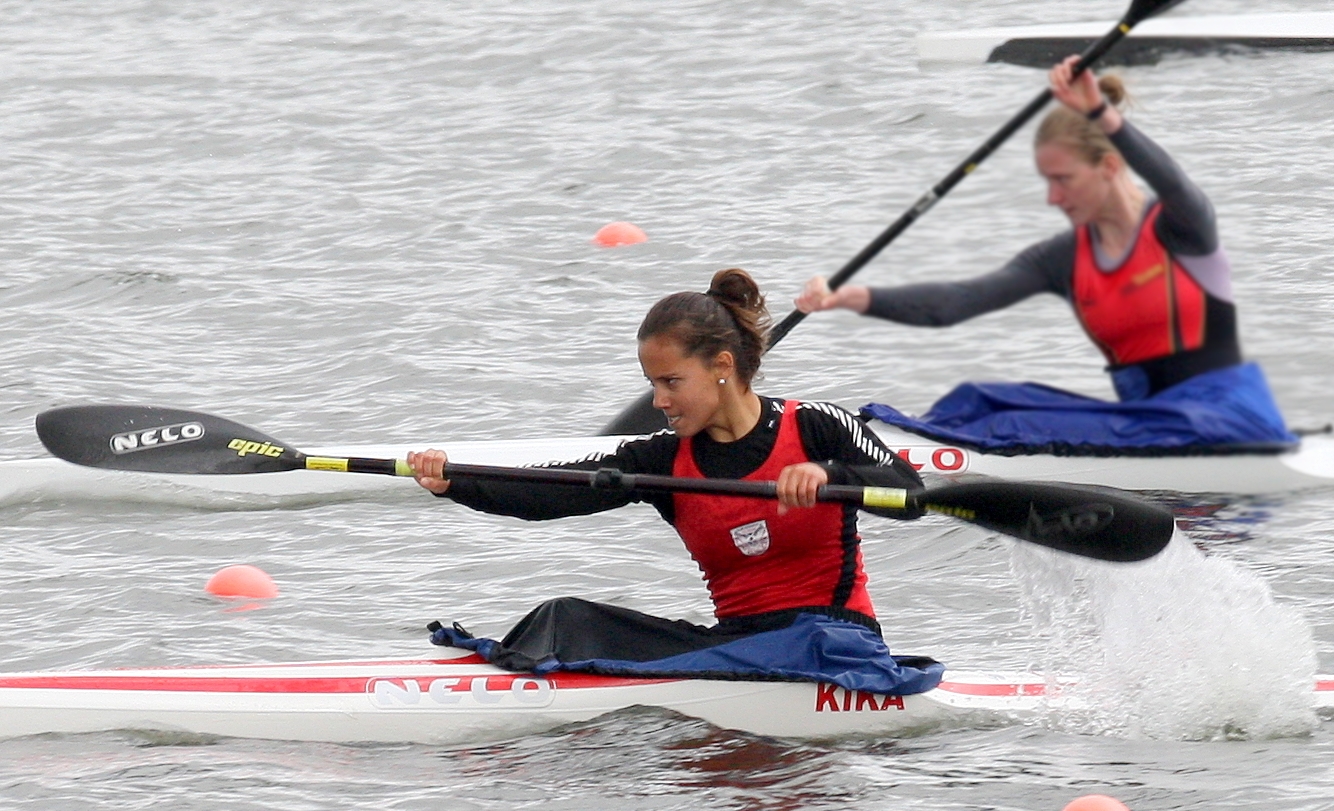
1,1,1333,809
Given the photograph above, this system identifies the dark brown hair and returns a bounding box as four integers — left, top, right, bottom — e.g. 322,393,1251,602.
1035,74,1131,166
637,268,771,387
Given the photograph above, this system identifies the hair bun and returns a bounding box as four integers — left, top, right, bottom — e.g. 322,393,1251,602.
1098,74,1129,109
708,268,765,313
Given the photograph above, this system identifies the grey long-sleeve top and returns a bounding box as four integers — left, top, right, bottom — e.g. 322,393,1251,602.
864,119,1234,326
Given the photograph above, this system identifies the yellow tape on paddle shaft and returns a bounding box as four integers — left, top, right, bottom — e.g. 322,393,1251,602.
859,488,977,520
305,456,351,472
304,456,414,476
860,487,908,509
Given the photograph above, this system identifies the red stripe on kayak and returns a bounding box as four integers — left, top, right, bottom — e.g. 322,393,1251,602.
0,671,679,693
935,680,1049,697
0,676,373,693
115,656,492,670
1318,680,1334,692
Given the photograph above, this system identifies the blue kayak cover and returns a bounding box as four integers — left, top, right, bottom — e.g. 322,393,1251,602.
433,612,945,696
861,362,1296,456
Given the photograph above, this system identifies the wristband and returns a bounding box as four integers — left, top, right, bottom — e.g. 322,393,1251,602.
1086,101,1109,121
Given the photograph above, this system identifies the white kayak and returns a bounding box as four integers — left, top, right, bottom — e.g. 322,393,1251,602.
3,651,1328,745
3,422,1331,510
917,12,1334,66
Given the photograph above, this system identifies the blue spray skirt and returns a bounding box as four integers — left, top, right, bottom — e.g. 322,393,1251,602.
432,611,945,696
862,363,1296,456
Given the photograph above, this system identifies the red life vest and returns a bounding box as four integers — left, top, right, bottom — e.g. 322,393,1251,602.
671,400,875,620
1072,204,1207,366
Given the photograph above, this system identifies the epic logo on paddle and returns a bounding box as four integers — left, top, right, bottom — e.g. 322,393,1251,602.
227,438,285,458
109,422,205,454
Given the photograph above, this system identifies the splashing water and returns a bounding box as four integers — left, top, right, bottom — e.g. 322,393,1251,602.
1010,530,1317,741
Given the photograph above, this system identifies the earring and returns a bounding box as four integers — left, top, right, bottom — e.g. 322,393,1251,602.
718,378,726,385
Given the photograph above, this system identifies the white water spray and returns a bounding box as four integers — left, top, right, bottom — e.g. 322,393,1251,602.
1011,529,1317,740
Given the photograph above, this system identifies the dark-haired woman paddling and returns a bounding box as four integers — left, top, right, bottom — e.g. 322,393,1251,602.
407,268,942,695
797,57,1293,451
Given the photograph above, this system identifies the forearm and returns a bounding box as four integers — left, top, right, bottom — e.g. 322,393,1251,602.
865,281,1000,326
864,270,1048,326
863,231,1071,325
438,435,675,521
443,463,636,520
831,285,872,313
796,402,924,519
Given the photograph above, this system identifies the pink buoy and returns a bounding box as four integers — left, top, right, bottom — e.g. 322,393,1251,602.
1062,795,1130,811
592,221,647,247
205,565,279,599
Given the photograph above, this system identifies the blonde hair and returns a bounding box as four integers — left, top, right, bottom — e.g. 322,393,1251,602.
1035,74,1131,166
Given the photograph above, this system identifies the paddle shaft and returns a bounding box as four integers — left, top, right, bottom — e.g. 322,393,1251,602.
445,462,915,509
299,455,913,509
310,455,1167,562
597,0,1182,436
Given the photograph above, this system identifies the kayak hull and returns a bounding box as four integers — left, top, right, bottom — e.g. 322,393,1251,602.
1,654,1330,745
0,654,1016,744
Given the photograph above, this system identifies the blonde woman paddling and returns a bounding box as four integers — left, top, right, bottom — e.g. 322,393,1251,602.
797,56,1293,451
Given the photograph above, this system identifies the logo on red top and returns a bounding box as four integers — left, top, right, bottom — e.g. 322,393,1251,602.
729,520,771,556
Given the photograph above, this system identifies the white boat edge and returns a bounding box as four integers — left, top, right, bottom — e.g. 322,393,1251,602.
917,12,1334,64
1,653,1328,745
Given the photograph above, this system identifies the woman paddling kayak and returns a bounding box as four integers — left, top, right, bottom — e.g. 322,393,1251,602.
406,268,943,695
796,57,1294,453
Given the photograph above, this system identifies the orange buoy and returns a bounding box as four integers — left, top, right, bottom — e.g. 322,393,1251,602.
592,221,647,247
205,564,279,599
1062,796,1130,811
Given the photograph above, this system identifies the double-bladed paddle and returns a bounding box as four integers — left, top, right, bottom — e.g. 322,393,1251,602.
36,404,1174,562
598,0,1186,437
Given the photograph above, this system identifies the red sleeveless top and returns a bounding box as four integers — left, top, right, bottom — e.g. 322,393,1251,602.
671,400,875,620
1072,203,1207,366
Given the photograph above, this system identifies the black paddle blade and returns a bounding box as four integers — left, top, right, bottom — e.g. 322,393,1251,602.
919,481,1174,562
36,405,306,475
600,390,664,436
